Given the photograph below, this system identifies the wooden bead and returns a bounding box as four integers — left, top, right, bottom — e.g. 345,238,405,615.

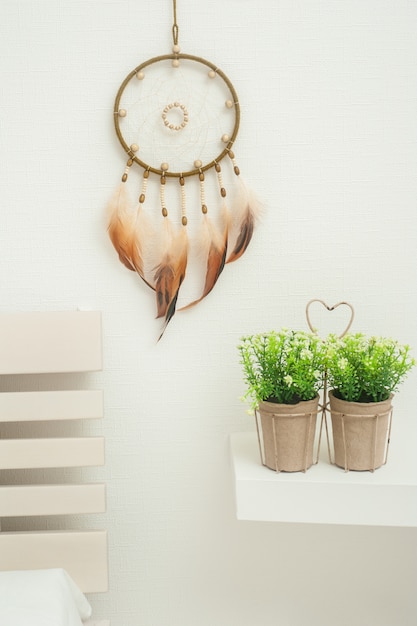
221,188,226,198
139,193,145,203
162,207,168,217
130,144,139,152
181,216,188,226
136,71,145,80
202,204,208,214
118,108,127,117
143,170,149,179
215,163,221,173
161,162,169,171
172,59,180,68
194,159,202,168
234,166,240,175
208,69,216,78
127,158,133,166
221,134,230,143
225,100,233,109
172,44,180,53
122,173,128,182
179,176,185,186
228,150,235,159
199,172,205,181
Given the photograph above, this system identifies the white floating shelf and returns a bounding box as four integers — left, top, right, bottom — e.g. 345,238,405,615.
230,431,417,527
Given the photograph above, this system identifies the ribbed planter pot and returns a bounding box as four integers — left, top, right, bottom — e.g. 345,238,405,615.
256,396,319,472
329,390,393,471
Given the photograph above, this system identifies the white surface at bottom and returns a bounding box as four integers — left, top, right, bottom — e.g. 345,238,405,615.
230,431,417,526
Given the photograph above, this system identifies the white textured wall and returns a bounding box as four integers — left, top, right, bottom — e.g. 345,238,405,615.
1,1,417,625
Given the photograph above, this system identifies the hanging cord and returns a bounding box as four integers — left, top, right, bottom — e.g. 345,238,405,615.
172,0,179,46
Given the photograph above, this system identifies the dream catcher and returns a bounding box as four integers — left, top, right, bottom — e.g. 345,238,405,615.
108,0,260,338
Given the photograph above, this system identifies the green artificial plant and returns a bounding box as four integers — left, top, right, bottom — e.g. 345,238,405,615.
238,329,326,409
325,332,415,403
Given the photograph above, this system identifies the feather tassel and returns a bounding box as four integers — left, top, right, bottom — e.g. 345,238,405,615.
226,180,262,264
107,183,155,290
107,183,136,272
154,220,188,337
180,207,228,311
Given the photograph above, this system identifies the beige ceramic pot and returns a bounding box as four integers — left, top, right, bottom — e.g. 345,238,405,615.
257,396,319,472
329,390,393,471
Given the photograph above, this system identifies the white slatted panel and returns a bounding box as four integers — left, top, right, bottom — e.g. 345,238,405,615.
0,484,106,517
0,437,105,469
0,390,103,422
0,311,102,374
0,530,108,593
0,310,108,602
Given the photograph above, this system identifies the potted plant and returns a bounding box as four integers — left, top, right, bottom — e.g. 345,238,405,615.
325,333,416,471
238,329,326,472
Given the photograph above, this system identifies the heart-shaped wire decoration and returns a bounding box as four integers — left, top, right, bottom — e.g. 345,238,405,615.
305,299,355,339
306,299,355,466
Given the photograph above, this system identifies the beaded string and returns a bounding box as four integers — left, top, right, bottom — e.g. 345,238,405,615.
214,162,226,198
139,169,149,204
199,170,208,215
179,176,187,225
121,158,133,183
160,174,168,217
227,148,240,176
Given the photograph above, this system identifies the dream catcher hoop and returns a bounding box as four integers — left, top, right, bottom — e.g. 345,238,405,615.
108,0,260,338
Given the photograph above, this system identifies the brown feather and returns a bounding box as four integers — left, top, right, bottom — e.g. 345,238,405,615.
180,213,228,311
107,184,135,271
154,222,188,321
226,204,255,263
157,227,188,340
226,181,262,264
107,184,155,290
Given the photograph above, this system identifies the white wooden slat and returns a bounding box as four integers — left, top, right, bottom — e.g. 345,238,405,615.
0,390,103,423
0,437,105,469
0,530,108,593
0,311,102,374
0,484,106,517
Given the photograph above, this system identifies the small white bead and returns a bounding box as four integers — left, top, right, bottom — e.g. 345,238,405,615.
221,134,230,143
208,69,216,79
130,143,139,152
194,159,202,168
161,162,169,171
225,100,233,109
172,44,180,53
136,70,145,80
172,59,180,68
118,108,127,117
